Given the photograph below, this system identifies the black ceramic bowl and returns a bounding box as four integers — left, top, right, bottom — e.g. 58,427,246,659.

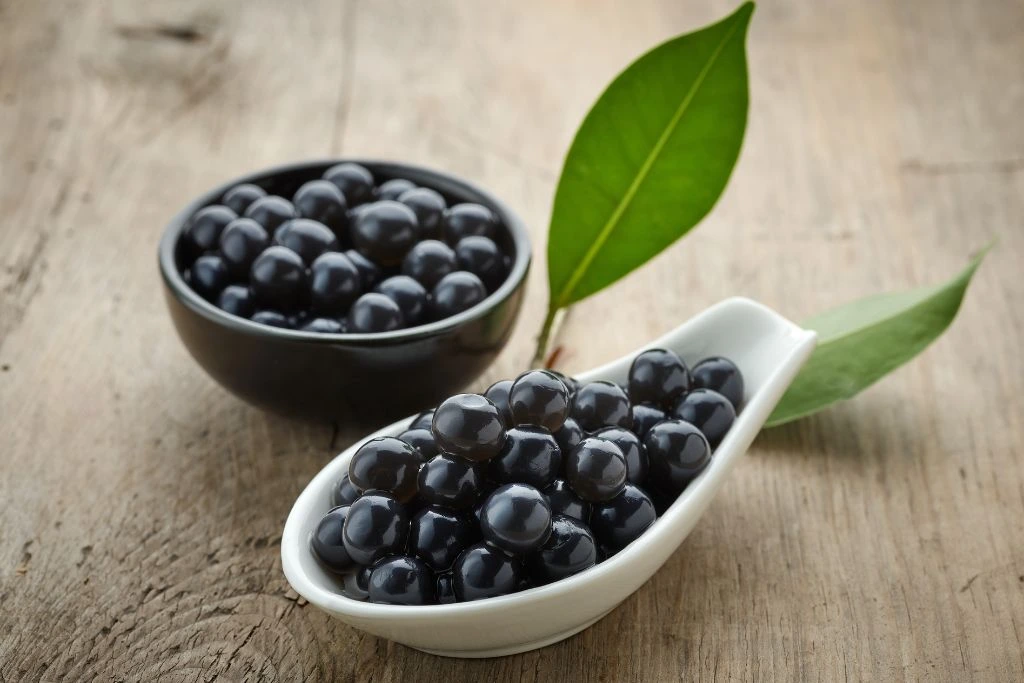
159,159,530,424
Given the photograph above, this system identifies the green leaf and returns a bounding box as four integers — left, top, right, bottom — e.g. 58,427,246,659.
766,247,991,427
546,3,753,309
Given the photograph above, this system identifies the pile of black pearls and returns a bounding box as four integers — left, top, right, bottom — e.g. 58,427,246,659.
179,162,511,332
309,349,745,605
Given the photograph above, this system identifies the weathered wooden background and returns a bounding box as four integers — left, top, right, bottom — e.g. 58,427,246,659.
2,0,1022,680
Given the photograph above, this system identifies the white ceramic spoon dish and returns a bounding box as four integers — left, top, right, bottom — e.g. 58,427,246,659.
281,297,817,658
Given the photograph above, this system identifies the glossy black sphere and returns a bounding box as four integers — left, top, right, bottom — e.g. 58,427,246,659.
244,195,296,232
398,428,438,460
443,203,498,244
273,218,339,264
348,436,424,502
309,252,361,316
648,487,677,517
590,484,656,552
571,381,632,432
592,427,648,485
490,426,561,489
216,285,254,318
222,183,266,215
431,393,506,461
376,178,417,201
293,179,348,235
644,419,711,492
417,454,483,510
368,555,434,605
628,348,691,408
218,217,269,278
402,240,457,289
479,483,552,555
375,275,428,327
548,370,580,399
347,293,404,333
553,417,584,458
527,515,597,585
453,542,522,602
187,255,229,300
455,236,506,291
483,379,514,427
565,437,628,502
250,310,291,328
250,246,306,312
342,492,409,565
300,317,345,333
411,506,478,571
323,162,375,206
543,479,590,523
344,249,381,289
398,187,446,238
351,200,421,266
332,472,361,507
430,271,487,320
691,357,744,410
311,506,355,572
409,409,434,431
435,571,456,604
184,205,237,254
342,565,371,601
509,370,571,431
673,388,736,447
471,499,486,527
631,403,667,439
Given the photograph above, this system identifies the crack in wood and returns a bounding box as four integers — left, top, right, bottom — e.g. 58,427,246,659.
115,23,207,44
900,158,1024,176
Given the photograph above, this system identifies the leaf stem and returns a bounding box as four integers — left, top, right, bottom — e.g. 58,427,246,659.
531,307,563,369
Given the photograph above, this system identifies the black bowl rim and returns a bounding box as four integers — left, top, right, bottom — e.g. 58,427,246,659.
158,159,532,345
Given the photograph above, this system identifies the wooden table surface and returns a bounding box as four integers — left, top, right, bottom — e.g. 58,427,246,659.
2,0,1022,680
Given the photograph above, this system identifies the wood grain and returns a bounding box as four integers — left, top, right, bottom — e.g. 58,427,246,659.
2,0,1022,680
